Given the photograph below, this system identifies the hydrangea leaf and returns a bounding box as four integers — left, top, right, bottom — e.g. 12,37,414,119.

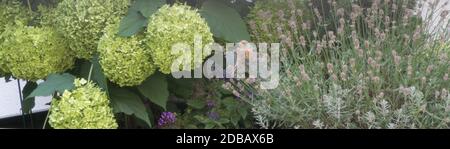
200,0,250,42
26,73,76,99
137,72,169,110
80,55,109,95
110,86,152,127
117,5,148,37
168,77,194,99
91,56,109,92
22,81,38,114
118,0,165,37
137,0,165,18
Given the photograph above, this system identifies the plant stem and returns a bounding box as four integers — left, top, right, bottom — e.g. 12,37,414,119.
17,80,27,128
27,0,32,12
42,99,52,129
88,63,94,81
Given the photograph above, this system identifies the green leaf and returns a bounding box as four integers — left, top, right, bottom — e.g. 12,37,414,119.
137,72,169,110
80,56,109,95
230,112,240,126
205,123,215,129
109,86,151,127
91,56,109,93
222,97,238,111
200,0,250,42
194,115,206,123
22,81,37,114
168,78,194,99
117,9,147,37
238,106,248,119
167,102,182,113
217,118,230,124
26,73,75,99
4,75,12,83
137,0,165,18
117,0,165,37
21,98,35,115
187,99,206,109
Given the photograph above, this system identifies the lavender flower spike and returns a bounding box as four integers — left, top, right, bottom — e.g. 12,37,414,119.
158,112,176,127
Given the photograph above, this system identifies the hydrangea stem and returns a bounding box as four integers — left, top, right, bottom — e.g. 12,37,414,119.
42,92,56,129
87,63,94,81
42,103,51,129
27,0,32,12
17,80,27,128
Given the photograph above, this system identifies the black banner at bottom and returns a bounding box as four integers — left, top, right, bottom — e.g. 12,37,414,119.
0,129,449,147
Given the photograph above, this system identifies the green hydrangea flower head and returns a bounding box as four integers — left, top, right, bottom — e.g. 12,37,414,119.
55,0,130,59
0,0,32,33
49,78,118,129
37,5,58,27
98,22,156,87
0,0,33,75
0,24,74,81
146,3,214,74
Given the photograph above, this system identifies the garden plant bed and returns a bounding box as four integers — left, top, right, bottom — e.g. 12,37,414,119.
0,0,449,130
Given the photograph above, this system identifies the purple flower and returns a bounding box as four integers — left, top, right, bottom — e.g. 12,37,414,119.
207,112,220,120
158,112,176,127
206,100,215,109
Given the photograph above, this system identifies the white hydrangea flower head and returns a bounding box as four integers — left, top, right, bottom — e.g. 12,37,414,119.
49,78,118,129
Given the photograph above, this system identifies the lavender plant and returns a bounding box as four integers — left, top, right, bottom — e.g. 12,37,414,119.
234,0,450,128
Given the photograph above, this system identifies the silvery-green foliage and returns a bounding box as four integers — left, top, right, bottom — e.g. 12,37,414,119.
146,3,214,74
55,0,130,59
49,78,118,129
98,22,156,87
238,0,450,129
322,84,350,122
